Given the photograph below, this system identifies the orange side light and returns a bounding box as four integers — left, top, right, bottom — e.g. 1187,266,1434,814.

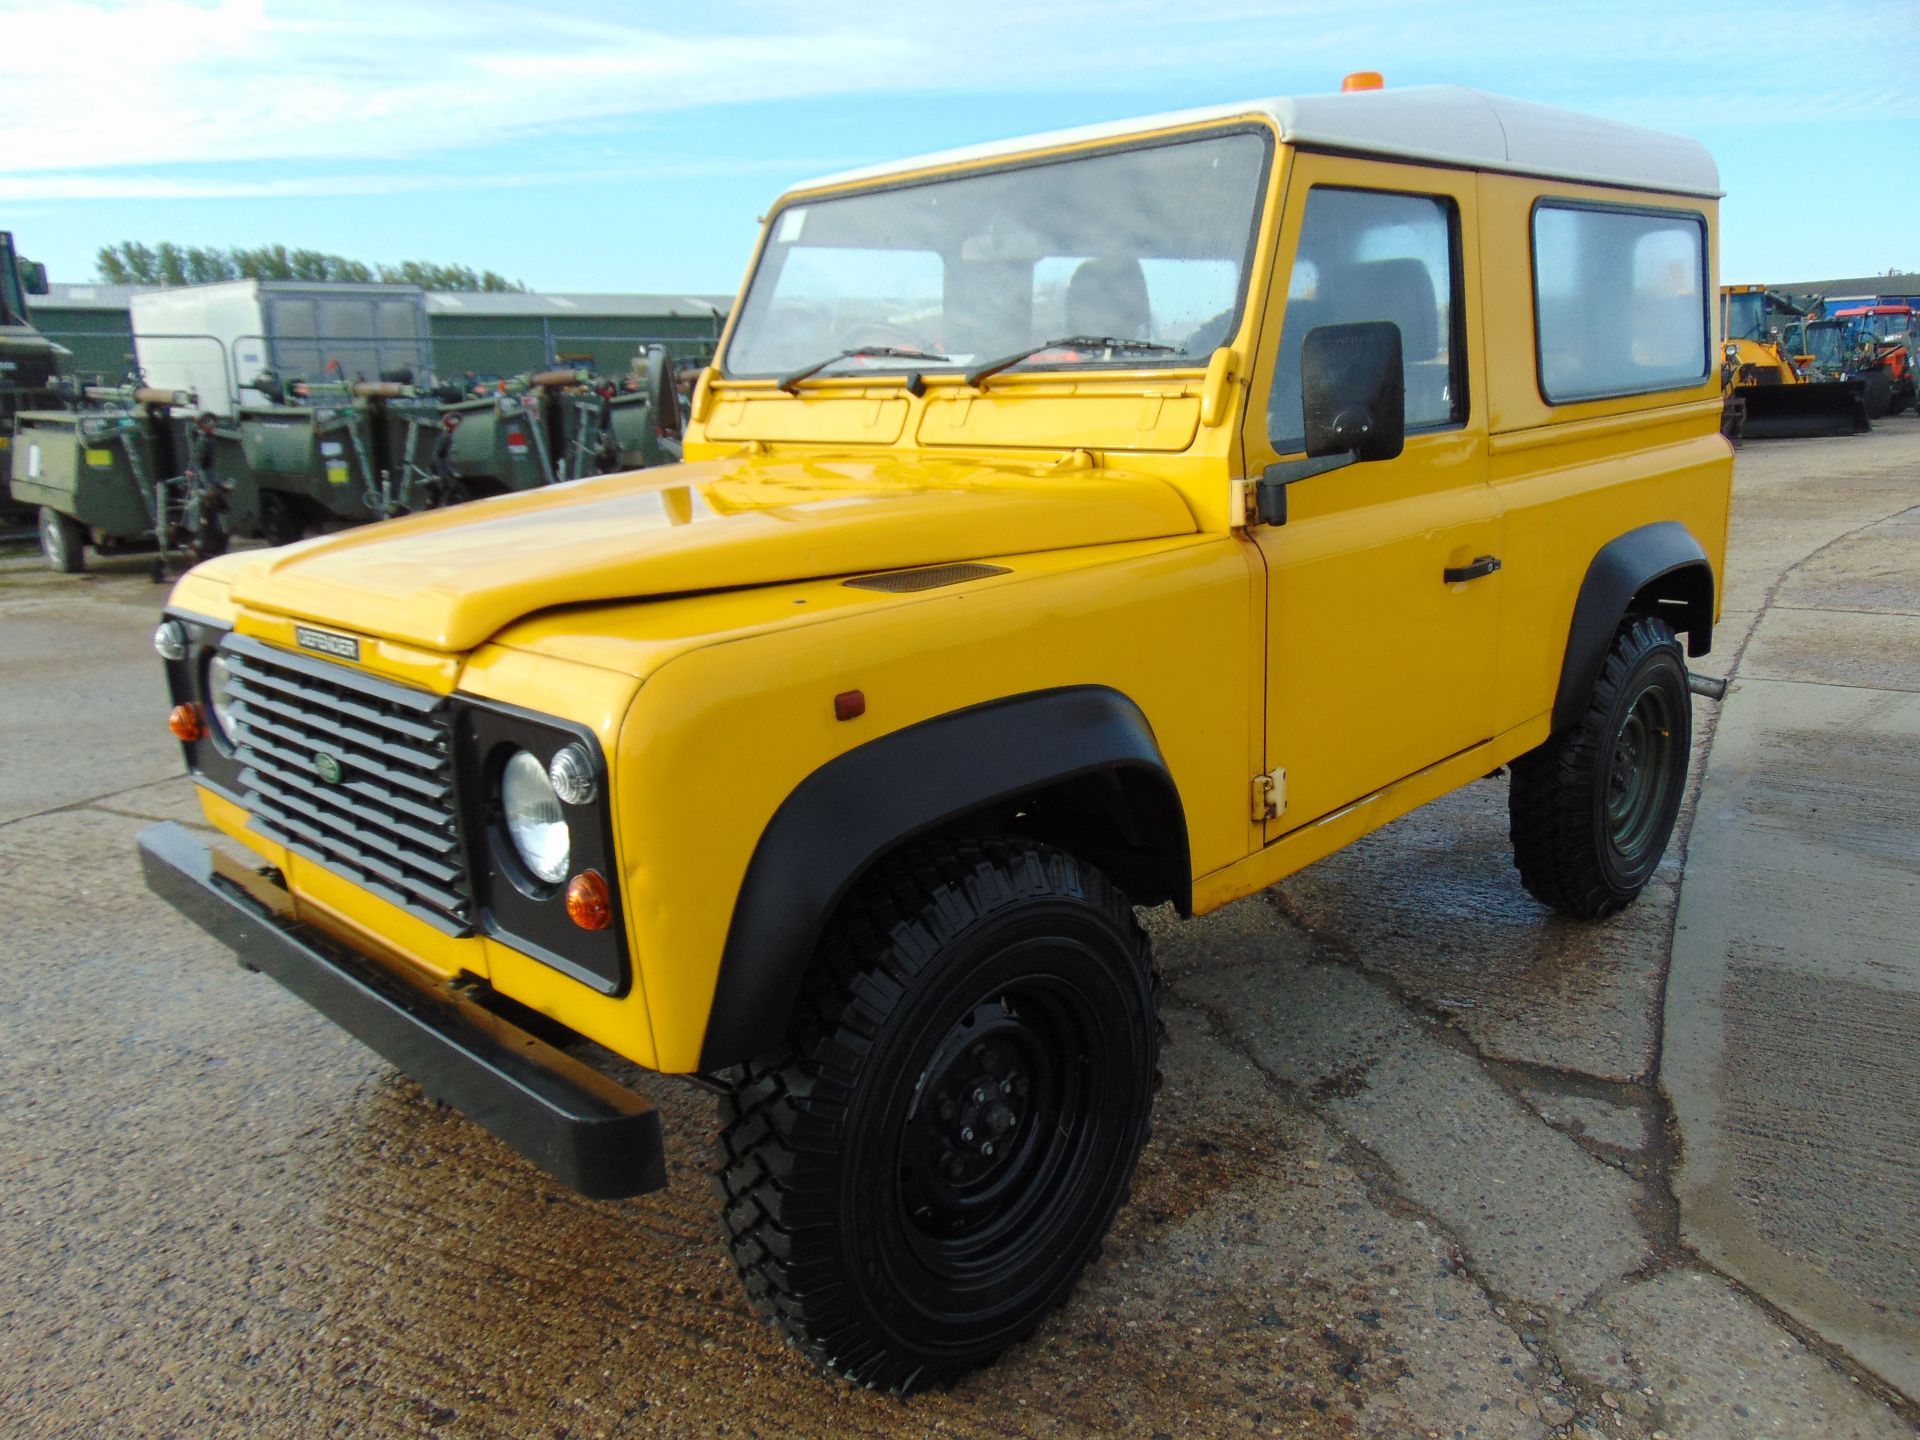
168,703,205,742
1342,70,1385,91
566,870,612,931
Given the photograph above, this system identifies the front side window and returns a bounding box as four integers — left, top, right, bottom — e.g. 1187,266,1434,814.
724,130,1270,380
1267,188,1462,453
1533,203,1709,403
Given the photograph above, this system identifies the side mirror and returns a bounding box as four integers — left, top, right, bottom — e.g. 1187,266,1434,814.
21,259,49,296
1255,320,1406,525
1301,320,1404,462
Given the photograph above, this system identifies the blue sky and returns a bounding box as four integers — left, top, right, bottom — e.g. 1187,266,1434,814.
3,0,1916,296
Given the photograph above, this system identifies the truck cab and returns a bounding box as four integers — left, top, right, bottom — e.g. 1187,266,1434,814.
1,230,67,508
142,84,1731,1391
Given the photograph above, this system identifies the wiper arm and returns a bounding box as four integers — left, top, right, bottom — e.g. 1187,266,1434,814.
777,346,947,393
964,335,1178,388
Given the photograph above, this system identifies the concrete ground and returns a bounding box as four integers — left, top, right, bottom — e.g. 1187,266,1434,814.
1,423,1917,1440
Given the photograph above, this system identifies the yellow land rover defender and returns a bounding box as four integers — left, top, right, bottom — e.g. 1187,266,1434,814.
142,84,1731,1390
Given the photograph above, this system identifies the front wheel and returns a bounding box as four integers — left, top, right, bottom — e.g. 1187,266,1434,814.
1509,616,1691,919
716,839,1160,1392
38,506,86,573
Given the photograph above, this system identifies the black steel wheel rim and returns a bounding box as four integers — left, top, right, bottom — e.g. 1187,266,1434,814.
864,931,1145,1338
1606,683,1679,858
896,979,1091,1274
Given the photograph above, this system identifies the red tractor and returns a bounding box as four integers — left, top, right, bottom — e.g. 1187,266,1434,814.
1808,304,1918,419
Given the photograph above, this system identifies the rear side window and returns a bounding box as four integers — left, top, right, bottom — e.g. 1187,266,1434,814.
1532,203,1708,403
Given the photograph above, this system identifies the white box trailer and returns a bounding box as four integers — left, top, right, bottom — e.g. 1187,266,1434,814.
131,280,431,413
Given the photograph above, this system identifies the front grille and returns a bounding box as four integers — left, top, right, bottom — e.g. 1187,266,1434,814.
224,635,472,933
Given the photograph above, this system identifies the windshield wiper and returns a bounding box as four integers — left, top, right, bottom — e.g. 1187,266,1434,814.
777,346,948,393
964,335,1178,388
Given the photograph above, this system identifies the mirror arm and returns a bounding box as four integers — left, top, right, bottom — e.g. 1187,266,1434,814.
1254,454,1356,526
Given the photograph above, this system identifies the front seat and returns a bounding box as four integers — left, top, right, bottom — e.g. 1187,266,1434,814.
1066,257,1151,340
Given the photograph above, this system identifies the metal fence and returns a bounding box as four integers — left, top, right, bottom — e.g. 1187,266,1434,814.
39,325,726,403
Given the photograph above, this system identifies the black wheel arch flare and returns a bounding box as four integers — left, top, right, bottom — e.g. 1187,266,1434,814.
1553,520,1715,733
699,686,1190,1070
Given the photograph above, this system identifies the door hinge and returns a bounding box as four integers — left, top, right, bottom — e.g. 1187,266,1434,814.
1253,768,1286,822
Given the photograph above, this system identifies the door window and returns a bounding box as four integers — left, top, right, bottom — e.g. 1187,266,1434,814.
1267,188,1462,453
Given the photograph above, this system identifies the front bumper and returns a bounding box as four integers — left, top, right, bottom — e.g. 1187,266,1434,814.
138,821,666,1199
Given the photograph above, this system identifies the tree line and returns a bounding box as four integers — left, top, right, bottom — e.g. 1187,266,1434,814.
95,241,525,293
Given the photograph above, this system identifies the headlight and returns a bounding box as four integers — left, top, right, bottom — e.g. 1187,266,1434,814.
502,748,569,884
154,621,188,661
204,652,238,748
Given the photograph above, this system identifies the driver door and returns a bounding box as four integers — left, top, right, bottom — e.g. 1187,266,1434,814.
1244,155,1503,840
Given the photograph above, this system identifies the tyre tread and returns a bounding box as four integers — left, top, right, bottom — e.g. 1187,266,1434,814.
1508,615,1687,919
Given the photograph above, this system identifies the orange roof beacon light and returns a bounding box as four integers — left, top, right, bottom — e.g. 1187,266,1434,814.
168,703,205,742
566,870,612,931
1342,71,1385,92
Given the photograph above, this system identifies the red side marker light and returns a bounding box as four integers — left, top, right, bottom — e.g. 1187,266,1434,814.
566,870,612,931
168,703,205,742
1342,70,1385,91
834,690,866,722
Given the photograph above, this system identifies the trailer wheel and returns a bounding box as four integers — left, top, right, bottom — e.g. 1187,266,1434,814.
259,493,304,547
716,837,1160,1392
38,507,86,573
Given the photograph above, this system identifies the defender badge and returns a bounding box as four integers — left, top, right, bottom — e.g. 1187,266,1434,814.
313,752,344,785
295,625,360,661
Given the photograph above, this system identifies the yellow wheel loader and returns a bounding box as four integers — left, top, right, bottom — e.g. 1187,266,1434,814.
1719,285,1868,439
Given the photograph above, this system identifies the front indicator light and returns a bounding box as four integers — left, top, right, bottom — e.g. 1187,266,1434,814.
548,743,598,805
566,870,612,930
168,703,205,742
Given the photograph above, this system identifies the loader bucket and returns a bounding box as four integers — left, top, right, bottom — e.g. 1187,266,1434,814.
1735,379,1870,439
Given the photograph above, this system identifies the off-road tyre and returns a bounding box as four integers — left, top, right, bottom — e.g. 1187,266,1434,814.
1509,615,1691,919
38,506,85,573
715,838,1160,1392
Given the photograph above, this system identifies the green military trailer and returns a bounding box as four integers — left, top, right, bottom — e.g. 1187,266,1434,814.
236,379,393,540
554,345,684,480
9,388,222,572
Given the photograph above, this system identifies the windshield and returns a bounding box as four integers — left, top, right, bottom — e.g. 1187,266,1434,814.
1722,291,1766,342
1847,311,1911,341
1803,323,1845,368
724,129,1271,381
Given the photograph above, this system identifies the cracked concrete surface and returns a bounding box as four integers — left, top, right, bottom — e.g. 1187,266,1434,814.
3,421,1919,1439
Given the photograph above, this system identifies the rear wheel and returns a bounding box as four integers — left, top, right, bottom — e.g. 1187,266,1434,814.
716,838,1160,1392
38,506,86,573
1509,616,1691,919
1861,368,1893,420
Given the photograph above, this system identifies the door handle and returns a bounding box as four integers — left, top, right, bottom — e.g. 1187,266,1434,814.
1444,555,1502,584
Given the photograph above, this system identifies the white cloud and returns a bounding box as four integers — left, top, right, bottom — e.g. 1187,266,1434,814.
3,0,1915,187
0,154,827,202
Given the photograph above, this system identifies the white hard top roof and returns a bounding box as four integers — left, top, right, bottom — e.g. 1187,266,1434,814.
797,85,1720,200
